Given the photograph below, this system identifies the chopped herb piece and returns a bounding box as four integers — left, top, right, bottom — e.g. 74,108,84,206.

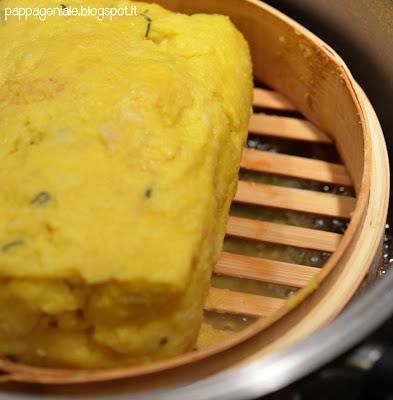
140,10,152,38
145,187,153,198
61,4,67,9
31,191,51,207
159,337,168,346
1,238,24,252
4,354,19,363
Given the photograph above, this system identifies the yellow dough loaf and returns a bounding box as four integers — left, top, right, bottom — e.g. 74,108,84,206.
0,0,252,368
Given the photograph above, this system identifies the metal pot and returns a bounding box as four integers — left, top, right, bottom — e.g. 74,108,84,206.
135,1,393,398
1,2,392,399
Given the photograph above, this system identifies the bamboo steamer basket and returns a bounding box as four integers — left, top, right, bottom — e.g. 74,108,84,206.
0,0,389,392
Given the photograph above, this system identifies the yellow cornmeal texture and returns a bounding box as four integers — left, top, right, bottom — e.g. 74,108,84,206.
0,0,252,368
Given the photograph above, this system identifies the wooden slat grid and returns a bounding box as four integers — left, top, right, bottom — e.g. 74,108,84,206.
205,87,355,321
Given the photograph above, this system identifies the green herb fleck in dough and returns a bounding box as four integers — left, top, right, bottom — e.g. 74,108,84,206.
31,191,51,207
4,354,19,363
145,187,153,198
159,337,168,346
61,4,67,9
140,10,152,38
1,238,24,252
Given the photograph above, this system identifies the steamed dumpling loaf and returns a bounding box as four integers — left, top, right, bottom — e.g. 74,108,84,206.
0,0,253,368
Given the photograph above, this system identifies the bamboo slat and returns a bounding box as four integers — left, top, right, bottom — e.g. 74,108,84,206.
206,287,285,317
253,88,297,111
215,252,319,288
249,113,332,143
235,180,356,219
227,216,342,252
241,148,352,186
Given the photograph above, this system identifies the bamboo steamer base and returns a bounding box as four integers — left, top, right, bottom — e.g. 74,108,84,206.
0,0,389,391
